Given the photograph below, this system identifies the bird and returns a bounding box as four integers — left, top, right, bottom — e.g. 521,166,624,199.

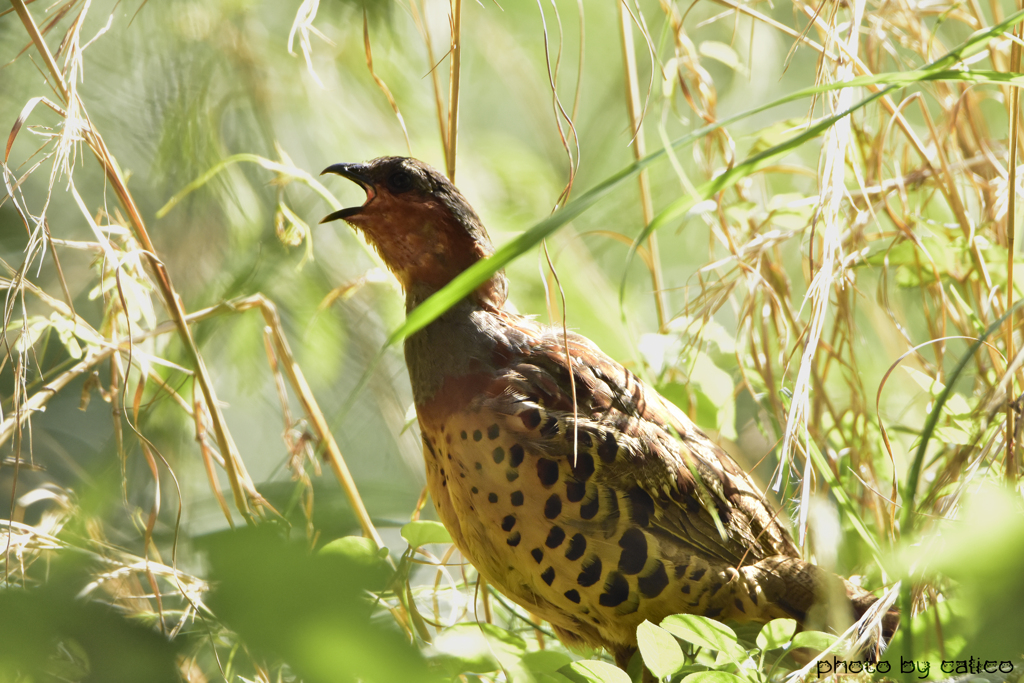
320,156,898,672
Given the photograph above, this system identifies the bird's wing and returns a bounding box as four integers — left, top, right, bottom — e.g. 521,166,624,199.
481,314,800,568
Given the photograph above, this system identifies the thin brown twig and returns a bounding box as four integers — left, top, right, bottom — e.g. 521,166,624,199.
235,294,387,551
410,0,450,166
535,0,581,205
446,0,462,182
362,11,412,155
618,0,668,332
1006,18,1021,482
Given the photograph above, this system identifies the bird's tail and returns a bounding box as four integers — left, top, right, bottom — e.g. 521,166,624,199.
750,555,899,647
848,580,900,645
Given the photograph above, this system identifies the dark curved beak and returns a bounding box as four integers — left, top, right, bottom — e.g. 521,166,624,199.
320,163,377,223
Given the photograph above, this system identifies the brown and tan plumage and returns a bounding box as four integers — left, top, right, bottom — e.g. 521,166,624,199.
321,156,897,669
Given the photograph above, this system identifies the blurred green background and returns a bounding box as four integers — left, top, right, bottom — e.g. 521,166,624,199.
2,0,1023,680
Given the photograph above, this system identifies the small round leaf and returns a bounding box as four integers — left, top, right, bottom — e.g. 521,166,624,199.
637,620,686,679
558,659,632,683
401,520,452,548
660,614,746,660
682,671,748,683
790,630,837,651
755,618,797,651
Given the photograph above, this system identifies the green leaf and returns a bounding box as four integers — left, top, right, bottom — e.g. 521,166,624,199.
660,615,745,661
637,620,687,679
789,631,837,651
317,536,392,586
765,192,814,230
697,319,737,357
755,619,797,651
522,650,574,674
748,120,807,153
885,600,966,663
559,659,632,683
933,424,972,445
536,673,578,683
477,622,528,657
9,315,49,354
699,41,747,75
202,528,432,683
0,556,182,683
638,332,682,377
902,366,936,393
48,313,85,359
681,672,747,683
429,623,526,676
941,392,973,418
690,351,736,440
724,201,758,224
401,520,452,548
318,535,385,562
864,232,958,288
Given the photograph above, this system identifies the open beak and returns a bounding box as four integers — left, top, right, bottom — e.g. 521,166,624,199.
320,163,377,223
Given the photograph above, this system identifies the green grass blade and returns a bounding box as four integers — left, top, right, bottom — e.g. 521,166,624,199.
899,300,1024,535
897,299,1024,672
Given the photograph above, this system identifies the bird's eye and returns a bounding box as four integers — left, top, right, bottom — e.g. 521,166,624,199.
388,171,415,194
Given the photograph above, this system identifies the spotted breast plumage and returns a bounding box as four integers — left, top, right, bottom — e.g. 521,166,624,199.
320,156,897,669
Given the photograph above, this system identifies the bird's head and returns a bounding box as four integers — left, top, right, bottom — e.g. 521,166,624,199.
320,156,507,310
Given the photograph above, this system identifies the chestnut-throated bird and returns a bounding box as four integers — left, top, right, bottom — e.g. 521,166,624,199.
321,156,896,670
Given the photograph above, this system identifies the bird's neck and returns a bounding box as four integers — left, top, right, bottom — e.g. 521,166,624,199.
404,271,509,312
402,285,512,425
399,241,511,423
